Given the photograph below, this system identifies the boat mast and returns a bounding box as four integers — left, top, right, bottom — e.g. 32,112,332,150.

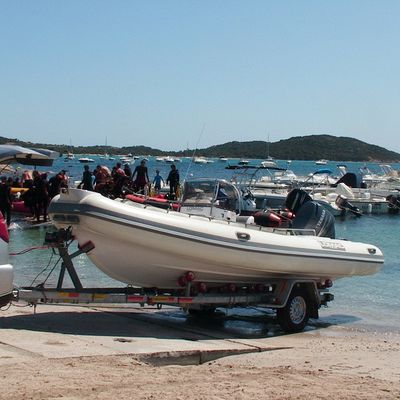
266,133,272,159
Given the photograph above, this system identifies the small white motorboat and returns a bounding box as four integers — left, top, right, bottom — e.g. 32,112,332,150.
193,156,208,164
78,157,95,163
64,152,74,161
48,188,384,289
260,159,278,168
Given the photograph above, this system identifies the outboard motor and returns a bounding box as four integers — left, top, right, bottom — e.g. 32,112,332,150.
285,189,335,238
291,201,336,239
335,195,362,217
285,189,312,213
386,194,400,214
335,172,360,188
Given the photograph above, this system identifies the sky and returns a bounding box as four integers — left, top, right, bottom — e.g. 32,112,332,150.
1,1,400,152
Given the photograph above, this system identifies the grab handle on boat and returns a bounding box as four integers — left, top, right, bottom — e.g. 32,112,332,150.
236,232,250,241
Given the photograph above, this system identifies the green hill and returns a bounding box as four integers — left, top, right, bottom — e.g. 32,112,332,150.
195,135,400,162
1,134,399,162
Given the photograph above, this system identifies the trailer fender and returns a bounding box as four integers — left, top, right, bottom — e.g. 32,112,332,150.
301,282,320,319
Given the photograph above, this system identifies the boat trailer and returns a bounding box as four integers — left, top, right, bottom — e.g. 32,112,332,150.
13,228,334,333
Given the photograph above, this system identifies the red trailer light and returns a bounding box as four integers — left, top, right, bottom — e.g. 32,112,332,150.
185,271,196,282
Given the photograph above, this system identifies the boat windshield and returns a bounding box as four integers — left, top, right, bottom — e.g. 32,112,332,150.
181,179,239,213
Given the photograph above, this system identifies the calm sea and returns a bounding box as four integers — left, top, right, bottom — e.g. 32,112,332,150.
8,156,400,333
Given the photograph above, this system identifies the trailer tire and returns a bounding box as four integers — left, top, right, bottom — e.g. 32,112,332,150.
277,287,309,333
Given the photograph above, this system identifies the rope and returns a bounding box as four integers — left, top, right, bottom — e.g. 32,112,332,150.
30,252,60,287
10,245,51,256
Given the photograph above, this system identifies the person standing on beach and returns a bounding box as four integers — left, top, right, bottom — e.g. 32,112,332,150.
0,176,12,226
21,170,33,188
32,171,49,222
132,159,149,194
48,170,67,199
112,163,127,198
78,165,93,191
166,164,179,199
152,170,164,194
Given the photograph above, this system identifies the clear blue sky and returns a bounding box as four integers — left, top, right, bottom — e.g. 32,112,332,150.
1,1,399,152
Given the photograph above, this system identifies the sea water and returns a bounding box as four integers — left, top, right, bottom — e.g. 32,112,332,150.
8,156,400,333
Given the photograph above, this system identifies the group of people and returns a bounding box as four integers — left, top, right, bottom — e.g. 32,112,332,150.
0,169,68,226
79,159,180,199
0,160,181,227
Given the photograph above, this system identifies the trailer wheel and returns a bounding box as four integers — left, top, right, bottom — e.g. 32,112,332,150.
277,288,309,333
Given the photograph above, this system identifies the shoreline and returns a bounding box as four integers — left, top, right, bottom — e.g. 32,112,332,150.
1,303,399,399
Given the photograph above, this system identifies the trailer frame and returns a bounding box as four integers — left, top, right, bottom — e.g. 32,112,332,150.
13,228,334,333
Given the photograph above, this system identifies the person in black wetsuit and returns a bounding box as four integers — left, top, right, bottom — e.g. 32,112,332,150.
32,170,49,222
132,159,149,194
48,170,67,199
166,164,180,199
78,165,93,191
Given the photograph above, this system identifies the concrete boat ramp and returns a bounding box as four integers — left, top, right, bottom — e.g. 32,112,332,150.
0,303,296,366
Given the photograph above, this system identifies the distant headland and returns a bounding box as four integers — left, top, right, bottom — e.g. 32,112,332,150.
1,134,399,162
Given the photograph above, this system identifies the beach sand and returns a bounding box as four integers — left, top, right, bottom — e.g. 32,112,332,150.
0,304,399,400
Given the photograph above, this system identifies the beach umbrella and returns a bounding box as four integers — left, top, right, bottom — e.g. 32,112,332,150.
0,144,59,166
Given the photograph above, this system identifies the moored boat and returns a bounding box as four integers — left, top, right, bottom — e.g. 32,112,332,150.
193,156,208,164
64,152,74,161
78,157,95,163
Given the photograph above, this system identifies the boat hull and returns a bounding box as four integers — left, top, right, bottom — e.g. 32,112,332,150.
48,189,384,289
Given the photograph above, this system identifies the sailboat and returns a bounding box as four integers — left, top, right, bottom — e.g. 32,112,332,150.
260,134,278,168
64,139,74,161
100,137,115,160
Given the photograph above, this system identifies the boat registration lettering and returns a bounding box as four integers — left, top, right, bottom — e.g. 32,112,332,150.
318,241,346,251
